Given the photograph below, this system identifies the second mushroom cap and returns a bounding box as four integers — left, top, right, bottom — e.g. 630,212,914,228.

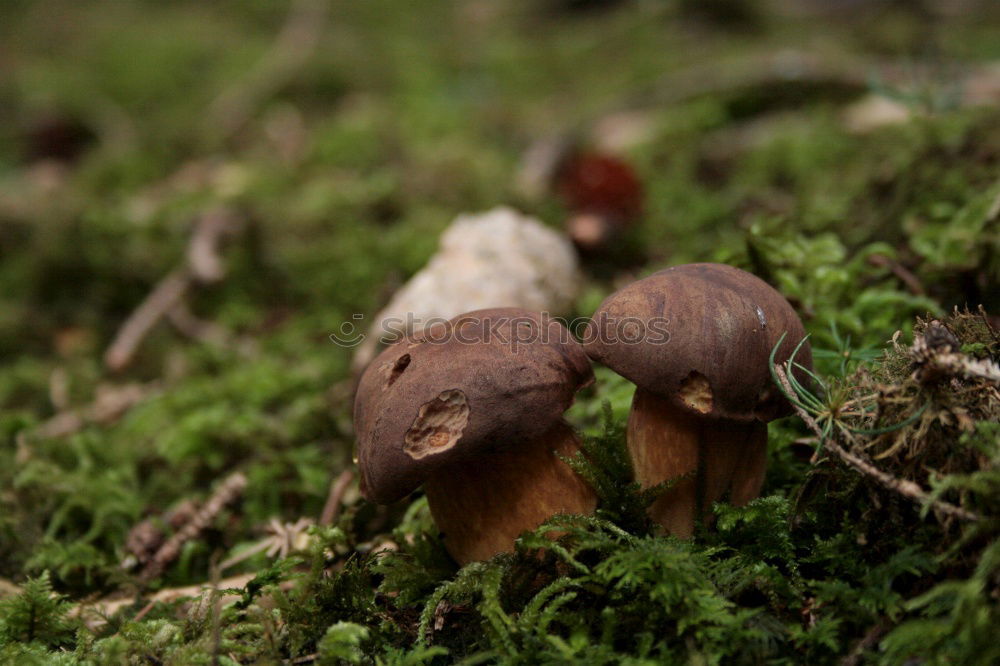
583,262,811,422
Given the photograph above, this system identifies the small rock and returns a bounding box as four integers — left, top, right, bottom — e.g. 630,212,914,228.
842,94,912,134
351,207,581,373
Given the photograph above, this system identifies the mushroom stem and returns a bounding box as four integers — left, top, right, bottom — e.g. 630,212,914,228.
726,426,768,506
628,388,768,537
424,421,596,564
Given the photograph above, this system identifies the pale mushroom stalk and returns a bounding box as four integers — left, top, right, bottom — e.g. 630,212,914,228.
628,389,767,537
424,421,593,563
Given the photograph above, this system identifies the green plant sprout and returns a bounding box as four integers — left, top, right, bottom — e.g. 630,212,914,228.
770,332,929,446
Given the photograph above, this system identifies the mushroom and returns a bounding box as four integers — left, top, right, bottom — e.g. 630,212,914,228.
583,263,811,536
554,151,643,255
354,307,597,564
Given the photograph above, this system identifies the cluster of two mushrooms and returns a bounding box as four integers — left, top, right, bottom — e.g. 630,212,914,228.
354,264,811,564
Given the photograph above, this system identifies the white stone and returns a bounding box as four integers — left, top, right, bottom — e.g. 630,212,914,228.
352,206,581,373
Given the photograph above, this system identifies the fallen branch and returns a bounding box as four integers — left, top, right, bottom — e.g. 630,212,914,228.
139,472,249,583
186,208,243,284
104,208,243,371
104,270,190,371
167,301,234,347
774,365,978,522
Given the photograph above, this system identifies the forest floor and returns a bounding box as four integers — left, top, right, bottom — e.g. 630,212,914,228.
1,1,999,663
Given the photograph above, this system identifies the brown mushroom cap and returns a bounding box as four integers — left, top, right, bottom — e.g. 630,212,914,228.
583,263,811,422
354,307,593,504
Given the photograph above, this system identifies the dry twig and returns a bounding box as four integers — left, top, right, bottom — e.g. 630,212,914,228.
104,270,190,371
104,208,243,371
23,381,159,444
167,301,234,347
867,254,926,296
320,469,356,526
774,365,978,522
910,330,1000,385
139,472,249,583
186,209,243,284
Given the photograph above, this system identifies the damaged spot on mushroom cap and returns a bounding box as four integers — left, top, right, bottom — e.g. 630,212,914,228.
380,353,411,390
755,305,767,329
404,389,470,459
678,371,713,414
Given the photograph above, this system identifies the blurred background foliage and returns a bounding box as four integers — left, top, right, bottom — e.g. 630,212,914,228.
1,0,999,663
